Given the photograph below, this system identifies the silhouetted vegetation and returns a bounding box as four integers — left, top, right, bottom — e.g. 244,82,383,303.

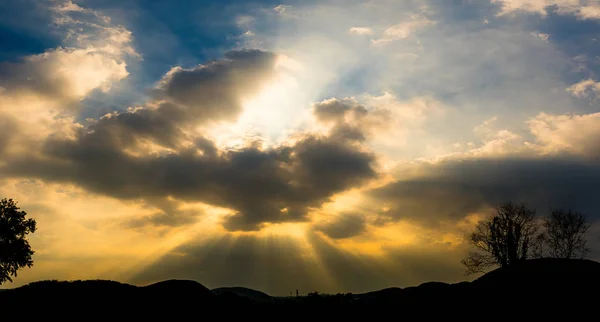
1,259,599,318
462,202,538,274
0,199,597,318
540,209,591,259
0,198,36,285
463,201,595,276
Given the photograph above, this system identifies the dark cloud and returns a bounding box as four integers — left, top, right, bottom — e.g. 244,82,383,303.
0,51,378,231
154,49,278,123
124,198,203,229
311,98,390,144
316,213,366,239
2,133,376,231
130,231,467,295
329,123,366,142
0,55,75,103
0,114,18,156
369,156,600,225
312,98,367,123
84,104,188,150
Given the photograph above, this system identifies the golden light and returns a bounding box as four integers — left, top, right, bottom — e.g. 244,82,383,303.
237,72,306,140
206,55,315,149
260,222,309,240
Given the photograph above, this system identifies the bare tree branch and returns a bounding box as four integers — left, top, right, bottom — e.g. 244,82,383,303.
543,209,591,259
462,201,539,274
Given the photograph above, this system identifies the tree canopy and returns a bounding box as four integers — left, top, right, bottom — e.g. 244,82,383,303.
462,202,538,274
0,198,36,285
542,209,591,259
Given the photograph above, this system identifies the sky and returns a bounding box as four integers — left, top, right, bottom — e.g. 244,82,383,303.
1,0,600,295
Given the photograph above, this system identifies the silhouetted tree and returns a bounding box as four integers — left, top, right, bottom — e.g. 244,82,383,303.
531,232,546,259
542,209,590,259
462,202,538,274
0,198,36,285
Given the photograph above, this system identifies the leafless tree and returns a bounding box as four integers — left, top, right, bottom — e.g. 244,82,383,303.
462,202,538,274
543,209,591,259
531,232,547,259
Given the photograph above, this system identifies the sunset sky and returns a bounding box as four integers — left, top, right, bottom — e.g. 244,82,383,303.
1,0,600,295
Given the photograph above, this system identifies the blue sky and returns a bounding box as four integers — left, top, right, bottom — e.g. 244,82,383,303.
2,0,600,295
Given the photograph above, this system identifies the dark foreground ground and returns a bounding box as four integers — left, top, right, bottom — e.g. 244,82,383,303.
1,258,599,319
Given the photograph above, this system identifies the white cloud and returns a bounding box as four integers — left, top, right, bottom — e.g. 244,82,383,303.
579,4,600,19
236,15,255,27
51,1,139,59
492,0,600,19
467,129,525,157
372,15,435,45
361,92,447,158
567,79,600,98
23,47,128,99
473,116,499,138
349,27,374,35
421,110,600,161
527,112,600,157
531,31,550,42
0,1,139,146
274,4,291,14
365,92,445,124
0,0,140,105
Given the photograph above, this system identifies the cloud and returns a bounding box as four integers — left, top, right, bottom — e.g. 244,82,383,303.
531,31,550,42
154,50,278,124
349,27,374,35
0,0,137,107
567,78,600,98
311,96,404,144
0,47,129,104
372,15,435,45
527,112,600,158
369,156,600,226
0,0,141,159
5,0,600,290
0,52,379,232
492,0,600,19
0,115,19,157
315,213,366,239
273,5,291,15
312,97,368,123
123,198,205,229
368,108,600,225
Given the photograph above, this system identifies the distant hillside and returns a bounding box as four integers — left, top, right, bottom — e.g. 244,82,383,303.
474,258,600,287
212,286,272,301
1,259,598,318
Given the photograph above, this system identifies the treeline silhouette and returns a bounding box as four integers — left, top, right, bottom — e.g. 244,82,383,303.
2,199,600,319
1,258,599,319
462,201,593,273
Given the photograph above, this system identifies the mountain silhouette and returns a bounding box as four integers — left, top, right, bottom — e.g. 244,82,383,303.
1,259,598,318
474,258,600,287
212,286,272,301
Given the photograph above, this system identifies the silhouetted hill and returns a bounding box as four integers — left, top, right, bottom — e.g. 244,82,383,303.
1,259,598,318
144,279,214,301
0,279,216,318
355,286,403,300
474,258,600,287
212,286,271,301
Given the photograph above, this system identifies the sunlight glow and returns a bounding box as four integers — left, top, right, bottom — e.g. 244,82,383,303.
237,72,307,142
206,55,314,149
331,221,423,257
261,222,309,239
